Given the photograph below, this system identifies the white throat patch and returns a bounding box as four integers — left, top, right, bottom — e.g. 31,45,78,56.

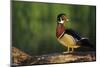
58,20,64,24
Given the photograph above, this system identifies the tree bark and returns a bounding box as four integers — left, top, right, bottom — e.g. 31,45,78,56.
12,47,96,66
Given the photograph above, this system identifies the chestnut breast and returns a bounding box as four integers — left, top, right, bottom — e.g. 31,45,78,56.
56,23,65,38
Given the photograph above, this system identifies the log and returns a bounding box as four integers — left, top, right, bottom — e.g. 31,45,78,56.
12,47,96,66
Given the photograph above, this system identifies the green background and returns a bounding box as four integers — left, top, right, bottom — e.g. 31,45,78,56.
12,1,96,55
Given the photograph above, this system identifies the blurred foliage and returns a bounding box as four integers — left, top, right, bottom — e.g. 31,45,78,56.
12,1,96,55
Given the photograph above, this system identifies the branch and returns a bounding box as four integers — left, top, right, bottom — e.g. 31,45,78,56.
12,47,96,66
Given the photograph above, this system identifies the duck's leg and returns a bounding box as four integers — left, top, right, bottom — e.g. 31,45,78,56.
63,47,70,54
71,47,74,52
67,47,70,53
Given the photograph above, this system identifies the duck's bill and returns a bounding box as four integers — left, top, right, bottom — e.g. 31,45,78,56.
67,19,69,21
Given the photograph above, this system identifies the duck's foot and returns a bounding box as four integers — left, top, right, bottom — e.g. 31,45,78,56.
62,51,73,54
63,51,69,54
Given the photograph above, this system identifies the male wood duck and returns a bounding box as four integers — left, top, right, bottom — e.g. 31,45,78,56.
56,13,94,52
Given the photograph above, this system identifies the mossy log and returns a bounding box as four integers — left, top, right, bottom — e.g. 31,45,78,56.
12,47,96,66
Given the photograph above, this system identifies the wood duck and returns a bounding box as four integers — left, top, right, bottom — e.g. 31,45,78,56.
56,13,94,52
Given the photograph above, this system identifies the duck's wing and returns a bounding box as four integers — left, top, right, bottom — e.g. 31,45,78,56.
65,29,95,50
65,29,81,40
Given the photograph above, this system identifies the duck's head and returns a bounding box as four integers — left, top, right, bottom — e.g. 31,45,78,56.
57,13,69,24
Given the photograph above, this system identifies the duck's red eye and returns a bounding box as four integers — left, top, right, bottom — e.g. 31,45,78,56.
61,15,67,21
